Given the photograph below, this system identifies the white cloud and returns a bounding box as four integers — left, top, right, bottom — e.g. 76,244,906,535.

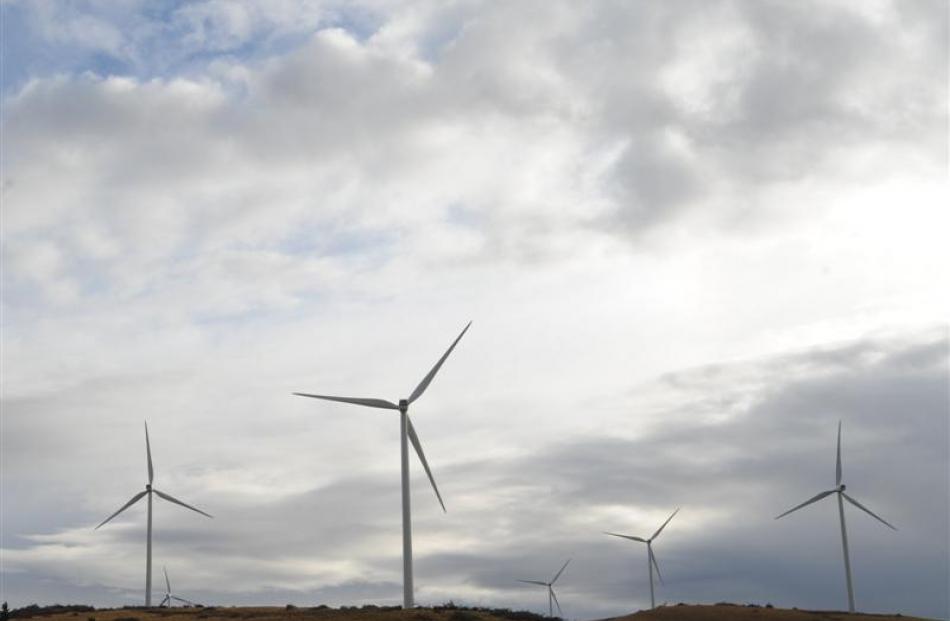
2,0,947,617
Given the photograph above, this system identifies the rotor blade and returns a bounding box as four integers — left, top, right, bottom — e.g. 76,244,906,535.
650,546,664,585
153,488,213,518
842,492,897,530
836,420,843,487
95,490,148,529
160,595,170,607
171,596,196,606
517,580,548,586
145,421,154,485
164,566,171,593
550,587,562,617
551,558,571,584
775,490,835,520
407,321,472,404
651,508,680,540
293,393,399,410
406,417,446,512
603,531,647,543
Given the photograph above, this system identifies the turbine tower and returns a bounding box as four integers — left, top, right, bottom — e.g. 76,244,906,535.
160,566,198,607
775,421,896,613
294,321,471,608
517,559,570,618
96,422,212,606
604,508,679,609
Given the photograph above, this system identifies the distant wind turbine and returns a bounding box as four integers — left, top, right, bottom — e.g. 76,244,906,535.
775,421,896,613
517,559,570,618
95,422,212,606
293,321,471,608
604,508,679,609
160,566,198,607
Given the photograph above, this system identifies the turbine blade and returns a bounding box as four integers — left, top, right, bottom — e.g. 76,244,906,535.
517,580,548,586
407,417,446,512
407,321,472,404
836,421,842,487
95,490,148,529
551,558,571,584
650,546,664,585
842,492,897,530
603,531,647,543
775,490,835,520
550,587,562,616
161,595,170,607
145,421,154,485
293,393,399,410
651,508,680,540
164,566,171,593
153,488,213,518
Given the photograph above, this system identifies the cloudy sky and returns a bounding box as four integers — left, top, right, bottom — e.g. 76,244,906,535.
1,1,948,619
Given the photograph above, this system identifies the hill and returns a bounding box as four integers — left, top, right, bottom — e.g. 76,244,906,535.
5,604,939,621
611,602,937,620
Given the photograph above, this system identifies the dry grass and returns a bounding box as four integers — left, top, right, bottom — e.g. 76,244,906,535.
8,604,939,621
9,606,539,621
612,602,937,621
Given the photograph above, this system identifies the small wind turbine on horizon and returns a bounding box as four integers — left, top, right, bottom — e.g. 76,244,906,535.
293,321,471,609
775,421,896,613
159,566,198,607
95,422,213,607
604,508,679,610
517,559,570,618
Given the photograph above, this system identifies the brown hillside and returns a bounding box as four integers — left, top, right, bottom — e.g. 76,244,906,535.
7,605,939,621
611,603,937,621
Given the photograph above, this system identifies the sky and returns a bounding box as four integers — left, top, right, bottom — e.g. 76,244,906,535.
1,0,948,619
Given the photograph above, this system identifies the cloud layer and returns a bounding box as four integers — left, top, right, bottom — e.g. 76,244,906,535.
2,1,948,619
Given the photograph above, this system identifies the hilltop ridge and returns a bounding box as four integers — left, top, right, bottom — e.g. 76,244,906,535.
5,603,940,621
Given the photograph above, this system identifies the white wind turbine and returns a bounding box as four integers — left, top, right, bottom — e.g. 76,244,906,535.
294,321,471,608
96,422,212,606
604,508,679,610
517,559,571,618
159,566,198,607
775,421,896,613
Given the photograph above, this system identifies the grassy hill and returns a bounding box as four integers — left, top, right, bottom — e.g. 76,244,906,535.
5,604,939,621
611,602,937,620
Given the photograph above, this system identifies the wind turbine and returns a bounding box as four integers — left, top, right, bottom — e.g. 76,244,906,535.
95,422,212,606
775,421,896,613
517,559,570,618
159,566,198,607
293,321,471,608
604,508,679,609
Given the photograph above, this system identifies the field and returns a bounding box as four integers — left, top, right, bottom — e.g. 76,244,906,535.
6,604,939,621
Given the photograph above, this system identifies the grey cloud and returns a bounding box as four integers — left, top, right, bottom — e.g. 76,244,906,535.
4,331,947,616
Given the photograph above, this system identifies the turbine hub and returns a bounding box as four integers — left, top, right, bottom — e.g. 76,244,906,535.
398,399,409,412
839,484,846,491
146,484,152,490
